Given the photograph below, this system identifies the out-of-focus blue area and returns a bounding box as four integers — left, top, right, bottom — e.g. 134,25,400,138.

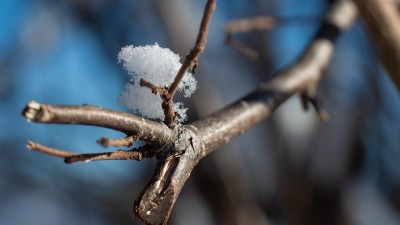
0,0,135,183
0,0,399,225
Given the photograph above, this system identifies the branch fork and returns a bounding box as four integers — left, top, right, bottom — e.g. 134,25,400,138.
139,0,216,128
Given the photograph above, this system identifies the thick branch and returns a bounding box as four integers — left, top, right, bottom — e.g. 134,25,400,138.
353,0,400,90
193,0,357,154
22,100,172,145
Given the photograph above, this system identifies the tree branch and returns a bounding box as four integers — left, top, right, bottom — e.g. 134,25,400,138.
168,0,216,97
163,0,216,127
97,136,136,148
195,0,357,153
137,0,216,128
22,100,172,145
27,141,152,163
225,16,277,59
352,0,400,90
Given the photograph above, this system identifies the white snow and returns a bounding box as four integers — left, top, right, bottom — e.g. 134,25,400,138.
118,43,197,123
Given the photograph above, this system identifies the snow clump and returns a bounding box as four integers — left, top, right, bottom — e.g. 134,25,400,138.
118,43,197,124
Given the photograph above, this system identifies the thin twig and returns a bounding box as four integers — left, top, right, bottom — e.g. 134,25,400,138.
27,141,78,158
27,141,149,163
137,0,216,127
97,136,136,148
226,16,277,34
226,39,260,59
168,0,216,97
162,0,216,127
225,16,277,59
140,79,169,96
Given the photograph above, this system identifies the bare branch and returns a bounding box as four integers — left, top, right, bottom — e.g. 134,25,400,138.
140,79,169,96
27,141,78,158
133,0,216,128
22,100,172,145
352,0,400,90
226,16,277,34
225,16,277,59
168,0,216,97
97,136,136,148
162,0,216,127
27,141,151,163
193,0,357,154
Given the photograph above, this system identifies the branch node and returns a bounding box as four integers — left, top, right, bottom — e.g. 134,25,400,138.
140,79,169,97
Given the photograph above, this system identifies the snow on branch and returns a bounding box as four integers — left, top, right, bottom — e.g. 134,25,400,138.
118,43,197,124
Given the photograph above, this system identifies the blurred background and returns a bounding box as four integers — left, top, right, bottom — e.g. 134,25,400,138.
1,0,399,224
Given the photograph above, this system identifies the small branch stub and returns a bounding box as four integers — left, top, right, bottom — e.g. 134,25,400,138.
97,136,136,148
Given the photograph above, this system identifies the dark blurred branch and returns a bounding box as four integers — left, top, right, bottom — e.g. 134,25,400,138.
197,0,357,153
353,0,400,90
225,16,278,59
224,15,325,59
22,0,357,224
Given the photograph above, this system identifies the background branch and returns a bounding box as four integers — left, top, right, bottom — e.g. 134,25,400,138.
353,0,400,90
195,0,358,154
225,16,277,59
